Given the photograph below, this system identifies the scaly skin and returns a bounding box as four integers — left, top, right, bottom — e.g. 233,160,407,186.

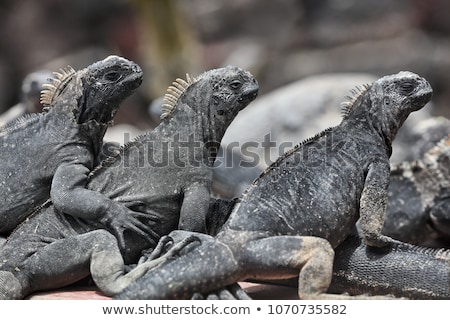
0,66,258,299
329,235,450,299
0,56,144,242
115,71,433,300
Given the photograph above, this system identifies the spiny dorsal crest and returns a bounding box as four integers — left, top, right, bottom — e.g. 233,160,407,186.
88,131,151,178
244,127,334,198
423,133,450,186
40,65,76,109
394,241,450,258
425,134,450,159
390,134,450,185
390,160,421,177
340,83,372,118
160,73,196,119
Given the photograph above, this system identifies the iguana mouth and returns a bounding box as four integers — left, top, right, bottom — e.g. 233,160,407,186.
78,61,143,125
412,88,432,111
120,64,143,90
418,90,433,104
238,84,259,103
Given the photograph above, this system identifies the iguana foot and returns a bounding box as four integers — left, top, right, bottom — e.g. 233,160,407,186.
95,234,201,296
137,235,174,264
135,234,201,270
101,206,160,252
191,283,252,300
139,230,213,264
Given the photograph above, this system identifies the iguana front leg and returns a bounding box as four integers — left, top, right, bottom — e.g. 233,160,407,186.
50,162,153,249
179,183,210,232
359,161,397,247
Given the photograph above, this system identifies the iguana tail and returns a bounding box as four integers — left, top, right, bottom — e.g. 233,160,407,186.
329,235,450,299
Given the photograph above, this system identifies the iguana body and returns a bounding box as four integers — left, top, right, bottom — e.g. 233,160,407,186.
382,134,450,246
115,71,433,300
0,56,144,238
0,66,258,299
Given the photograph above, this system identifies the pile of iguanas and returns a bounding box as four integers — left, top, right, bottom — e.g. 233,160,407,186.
0,55,448,300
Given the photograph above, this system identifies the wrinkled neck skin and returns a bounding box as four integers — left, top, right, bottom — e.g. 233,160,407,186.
346,93,409,157
82,121,109,157
199,106,234,166
157,102,226,167
44,77,109,156
371,95,411,157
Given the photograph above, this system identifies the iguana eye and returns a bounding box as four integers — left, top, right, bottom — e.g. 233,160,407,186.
399,81,416,95
217,109,225,116
229,80,242,90
104,71,121,82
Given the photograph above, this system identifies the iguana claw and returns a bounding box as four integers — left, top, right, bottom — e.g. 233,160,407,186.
191,283,252,300
138,234,201,265
102,208,160,251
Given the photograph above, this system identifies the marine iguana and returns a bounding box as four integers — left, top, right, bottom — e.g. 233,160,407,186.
0,56,146,243
114,71,433,300
0,65,259,299
211,133,450,247
382,134,450,246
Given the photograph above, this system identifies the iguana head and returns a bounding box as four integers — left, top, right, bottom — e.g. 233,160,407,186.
343,71,432,148
371,71,433,113
41,55,143,125
161,65,259,145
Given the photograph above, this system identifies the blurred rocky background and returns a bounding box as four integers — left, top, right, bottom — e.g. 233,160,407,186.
1,0,450,196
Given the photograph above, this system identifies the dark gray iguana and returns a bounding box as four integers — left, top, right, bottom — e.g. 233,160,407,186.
114,71,433,299
382,134,450,246
0,56,147,244
0,66,259,299
212,131,450,247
